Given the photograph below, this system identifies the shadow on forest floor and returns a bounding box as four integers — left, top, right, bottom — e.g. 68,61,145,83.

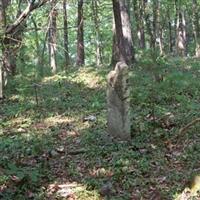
1,61,200,199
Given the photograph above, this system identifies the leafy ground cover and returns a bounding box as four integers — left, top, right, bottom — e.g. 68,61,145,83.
1,58,200,199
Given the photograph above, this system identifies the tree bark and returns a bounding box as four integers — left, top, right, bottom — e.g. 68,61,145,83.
168,8,173,53
152,0,158,50
133,0,145,49
119,0,134,64
192,0,200,57
152,0,163,54
92,0,102,66
157,0,163,55
3,0,25,75
111,18,119,67
48,0,57,73
63,0,70,68
144,0,154,49
0,0,49,97
6,0,49,35
176,11,186,56
0,0,6,98
139,0,146,49
175,1,186,57
112,0,134,66
76,0,84,66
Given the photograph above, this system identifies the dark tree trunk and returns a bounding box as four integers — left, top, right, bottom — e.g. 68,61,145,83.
48,0,57,73
63,0,70,68
2,0,18,76
92,0,102,66
139,0,146,49
144,0,154,49
168,9,173,53
133,0,145,49
112,0,126,64
111,18,120,66
192,0,200,57
76,0,84,66
119,0,134,64
152,0,158,50
152,0,163,54
31,16,44,76
112,0,134,66
0,0,6,98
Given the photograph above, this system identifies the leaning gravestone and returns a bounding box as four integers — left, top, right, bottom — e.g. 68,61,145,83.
107,62,131,140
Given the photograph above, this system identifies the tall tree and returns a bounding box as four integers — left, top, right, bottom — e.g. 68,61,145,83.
167,5,173,53
111,18,120,66
48,0,57,73
192,0,200,57
144,0,154,49
63,0,70,68
133,0,145,49
0,0,49,96
0,0,6,98
119,0,135,64
112,0,134,66
175,0,186,56
76,0,84,66
3,0,25,76
92,0,102,66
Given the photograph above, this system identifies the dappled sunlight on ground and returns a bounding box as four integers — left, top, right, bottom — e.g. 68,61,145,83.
43,115,74,127
70,68,105,89
41,67,106,90
174,174,200,200
1,61,200,199
174,188,200,200
46,181,100,199
42,74,68,83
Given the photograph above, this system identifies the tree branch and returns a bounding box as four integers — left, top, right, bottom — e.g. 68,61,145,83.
5,0,49,34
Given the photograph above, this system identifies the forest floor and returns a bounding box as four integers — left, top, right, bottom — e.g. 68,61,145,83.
1,57,200,200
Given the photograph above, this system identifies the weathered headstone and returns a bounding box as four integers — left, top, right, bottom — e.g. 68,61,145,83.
107,62,131,140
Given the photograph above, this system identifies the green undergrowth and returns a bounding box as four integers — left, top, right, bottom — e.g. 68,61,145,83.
1,58,200,199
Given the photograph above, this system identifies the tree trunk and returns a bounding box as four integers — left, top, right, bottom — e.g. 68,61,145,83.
157,0,163,55
175,0,186,57
152,0,163,54
133,0,145,49
139,0,146,49
152,0,158,51
176,11,186,56
76,0,84,66
48,0,57,73
92,0,102,66
0,0,5,98
192,0,200,57
119,0,134,64
63,0,70,68
112,0,126,64
0,0,48,97
111,18,120,67
168,8,173,53
112,0,134,66
144,0,154,49
31,17,44,76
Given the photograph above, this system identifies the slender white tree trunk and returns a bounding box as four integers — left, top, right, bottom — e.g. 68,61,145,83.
48,0,57,73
